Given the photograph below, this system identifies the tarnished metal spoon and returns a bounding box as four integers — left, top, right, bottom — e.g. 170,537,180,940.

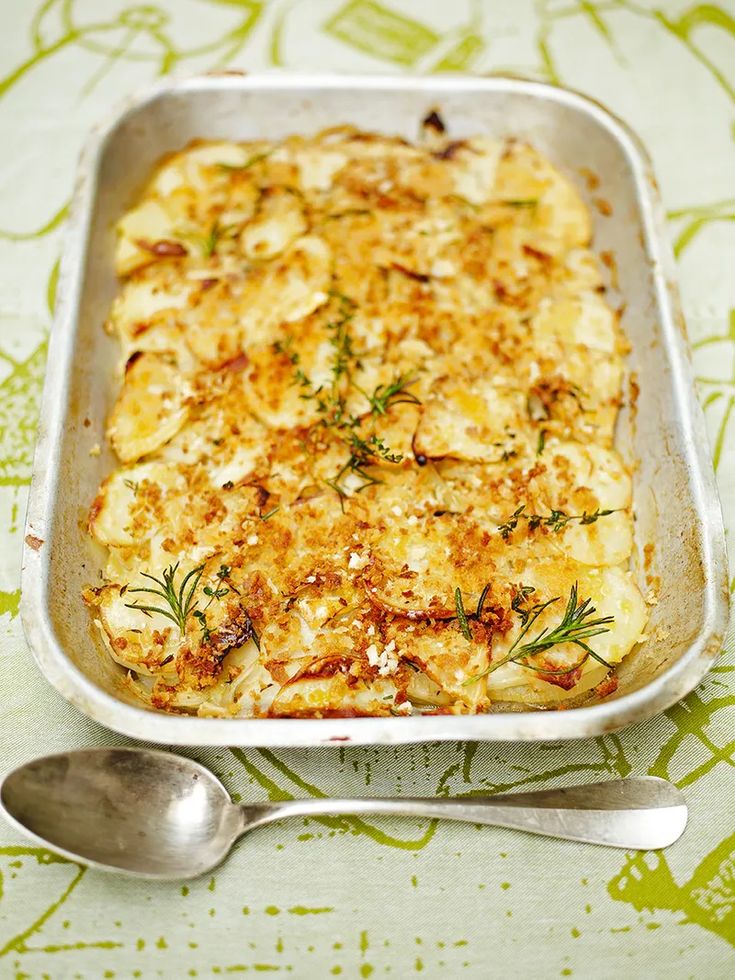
0,748,687,879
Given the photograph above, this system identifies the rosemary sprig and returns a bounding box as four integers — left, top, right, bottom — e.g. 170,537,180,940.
454,587,472,642
498,505,617,540
125,562,261,651
124,562,205,633
464,583,614,684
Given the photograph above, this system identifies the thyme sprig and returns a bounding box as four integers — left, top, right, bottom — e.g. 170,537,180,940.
275,291,420,502
498,504,617,540
124,562,205,633
464,583,614,684
355,373,421,416
327,432,403,498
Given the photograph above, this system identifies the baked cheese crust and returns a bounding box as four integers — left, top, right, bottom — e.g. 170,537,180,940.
84,119,646,718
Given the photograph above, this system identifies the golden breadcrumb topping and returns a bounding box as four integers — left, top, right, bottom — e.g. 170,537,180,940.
84,118,646,718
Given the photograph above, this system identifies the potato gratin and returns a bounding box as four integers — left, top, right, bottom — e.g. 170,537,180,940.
84,117,647,718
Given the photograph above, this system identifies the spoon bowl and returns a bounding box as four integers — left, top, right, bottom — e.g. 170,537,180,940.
0,748,688,879
0,749,243,878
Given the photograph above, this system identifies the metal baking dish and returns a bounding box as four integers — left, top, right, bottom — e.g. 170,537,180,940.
21,73,729,747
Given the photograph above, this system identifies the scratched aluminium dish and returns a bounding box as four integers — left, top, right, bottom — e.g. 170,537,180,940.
21,74,728,746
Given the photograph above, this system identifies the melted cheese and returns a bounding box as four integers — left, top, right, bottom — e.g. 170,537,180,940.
86,121,645,718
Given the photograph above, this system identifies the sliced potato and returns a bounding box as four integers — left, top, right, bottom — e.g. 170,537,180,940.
89,583,179,674
494,142,591,252
365,516,496,617
532,292,619,353
241,188,307,259
413,376,529,462
399,625,490,709
446,137,504,205
185,235,331,366
107,353,189,463
89,461,181,546
115,200,187,276
268,655,401,717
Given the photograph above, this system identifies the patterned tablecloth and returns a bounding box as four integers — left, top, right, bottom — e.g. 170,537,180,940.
1,2,734,977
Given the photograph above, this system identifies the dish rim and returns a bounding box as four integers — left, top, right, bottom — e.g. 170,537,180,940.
20,71,729,746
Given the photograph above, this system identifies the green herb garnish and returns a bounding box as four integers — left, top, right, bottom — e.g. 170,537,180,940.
501,199,539,208
356,373,421,416
193,609,211,642
323,208,373,222
511,585,537,625
201,220,234,257
125,561,261,649
498,505,617,540
278,292,415,505
476,583,492,619
217,149,272,172
464,583,614,684
454,587,473,642
124,562,205,633
203,584,229,601
326,432,401,499
176,219,236,258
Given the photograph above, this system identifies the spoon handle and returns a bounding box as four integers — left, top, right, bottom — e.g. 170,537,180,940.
245,777,686,850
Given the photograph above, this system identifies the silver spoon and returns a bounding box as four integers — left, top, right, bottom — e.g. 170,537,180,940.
0,748,687,880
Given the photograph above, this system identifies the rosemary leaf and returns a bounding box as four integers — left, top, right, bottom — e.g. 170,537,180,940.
455,587,473,642
501,198,539,208
476,583,492,619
